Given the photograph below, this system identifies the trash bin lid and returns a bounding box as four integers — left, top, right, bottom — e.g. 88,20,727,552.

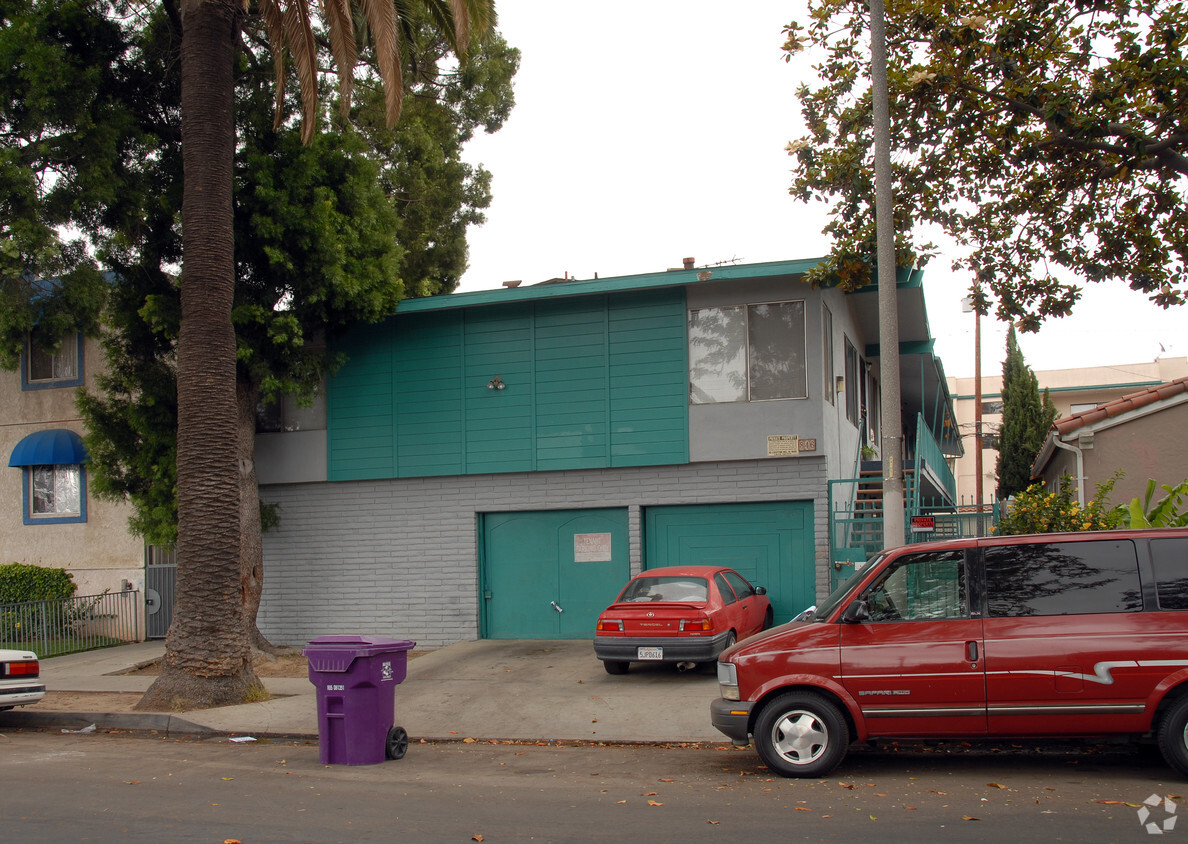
303,635,416,672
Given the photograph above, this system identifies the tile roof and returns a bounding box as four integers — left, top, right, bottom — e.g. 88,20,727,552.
1052,376,1188,437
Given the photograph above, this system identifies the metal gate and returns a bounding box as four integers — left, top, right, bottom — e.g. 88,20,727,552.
144,545,176,639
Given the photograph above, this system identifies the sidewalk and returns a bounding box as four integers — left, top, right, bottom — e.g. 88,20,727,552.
0,639,728,745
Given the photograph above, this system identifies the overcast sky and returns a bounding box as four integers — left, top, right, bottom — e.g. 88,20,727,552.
457,2,1184,380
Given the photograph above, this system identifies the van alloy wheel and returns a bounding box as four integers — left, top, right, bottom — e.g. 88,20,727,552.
753,691,849,778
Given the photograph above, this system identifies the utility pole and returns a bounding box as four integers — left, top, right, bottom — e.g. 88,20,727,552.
963,289,985,535
870,0,905,548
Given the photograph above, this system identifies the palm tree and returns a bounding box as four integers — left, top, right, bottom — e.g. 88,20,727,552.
138,0,492,710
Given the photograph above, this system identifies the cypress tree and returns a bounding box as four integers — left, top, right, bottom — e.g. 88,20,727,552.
996,326,1053,498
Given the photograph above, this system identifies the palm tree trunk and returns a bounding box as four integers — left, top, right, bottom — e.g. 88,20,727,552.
138,0,260,710
237,379,279,655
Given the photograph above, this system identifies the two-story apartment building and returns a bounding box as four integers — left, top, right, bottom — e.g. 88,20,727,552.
1,330,144,596
254,258,960,647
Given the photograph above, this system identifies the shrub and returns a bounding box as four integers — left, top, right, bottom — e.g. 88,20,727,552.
1117,479,1188,528
995,474,1122,536
0,563,78,604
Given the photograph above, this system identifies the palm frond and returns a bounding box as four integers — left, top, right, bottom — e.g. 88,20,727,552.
360,0,404,125
320,0,358,117
256,0,290,131
280,0,321,142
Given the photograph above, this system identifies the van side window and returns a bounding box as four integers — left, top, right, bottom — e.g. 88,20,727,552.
863,550,966,622
1152,538,1188,610
984,540,1142,617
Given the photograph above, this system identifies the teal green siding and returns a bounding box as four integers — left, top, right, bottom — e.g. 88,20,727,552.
644,502,817,623
394,311,465,477
327,288,689,481
327,321,396,479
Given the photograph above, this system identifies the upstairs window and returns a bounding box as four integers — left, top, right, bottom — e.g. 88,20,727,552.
688,301,807,404
822,305,835,406
843,337,859,424
23,332,84,390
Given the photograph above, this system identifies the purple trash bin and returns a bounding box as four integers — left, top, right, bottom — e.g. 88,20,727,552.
304,635,416,765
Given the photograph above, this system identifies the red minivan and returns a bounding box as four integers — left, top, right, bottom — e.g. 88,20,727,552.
711,529,1188,777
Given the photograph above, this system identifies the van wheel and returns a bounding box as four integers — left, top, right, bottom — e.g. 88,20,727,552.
754,692,849,778
1157,696,1188,776
603,660,629,675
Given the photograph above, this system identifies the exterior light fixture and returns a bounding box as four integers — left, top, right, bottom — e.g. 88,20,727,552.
487,376,505,391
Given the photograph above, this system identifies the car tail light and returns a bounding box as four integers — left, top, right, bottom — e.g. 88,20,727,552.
596,619,623,632
679,618,711,632
3,660,39,677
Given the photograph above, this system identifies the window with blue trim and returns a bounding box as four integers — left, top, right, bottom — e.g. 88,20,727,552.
22,464,87,525
9,429,89,525
22,332,84,390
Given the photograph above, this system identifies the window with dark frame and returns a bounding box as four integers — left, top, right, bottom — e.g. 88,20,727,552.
23,332,83,389
822,304,834,405
844,337,859,424
688,301,808,404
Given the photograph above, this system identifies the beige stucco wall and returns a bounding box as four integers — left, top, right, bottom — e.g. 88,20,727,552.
0,338,145,597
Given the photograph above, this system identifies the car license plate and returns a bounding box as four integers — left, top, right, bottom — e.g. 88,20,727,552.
637,647,663,660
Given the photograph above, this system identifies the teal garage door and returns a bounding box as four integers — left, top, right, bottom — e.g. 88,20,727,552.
644,502,816,624
481,509,629,639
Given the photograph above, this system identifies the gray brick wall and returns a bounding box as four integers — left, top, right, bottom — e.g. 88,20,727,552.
258,457,830,647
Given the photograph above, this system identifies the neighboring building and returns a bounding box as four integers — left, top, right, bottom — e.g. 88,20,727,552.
1031,376,1188,507
948,357,1188,507
255,258,961,648
1,330,145,597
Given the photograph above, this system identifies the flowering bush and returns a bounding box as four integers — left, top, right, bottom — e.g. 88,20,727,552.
994,474,1122,536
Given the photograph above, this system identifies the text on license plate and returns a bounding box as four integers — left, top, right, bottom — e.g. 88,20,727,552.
637,647,663,660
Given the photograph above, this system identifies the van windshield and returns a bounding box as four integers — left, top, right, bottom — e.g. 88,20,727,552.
809,553,886,621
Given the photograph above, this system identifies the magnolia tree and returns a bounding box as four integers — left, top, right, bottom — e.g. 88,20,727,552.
783,0,1186,326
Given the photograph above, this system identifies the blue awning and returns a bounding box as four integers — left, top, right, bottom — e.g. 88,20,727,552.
8,429,88,467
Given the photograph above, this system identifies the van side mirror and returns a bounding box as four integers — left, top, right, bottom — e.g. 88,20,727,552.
842,599,870,624
755,586,767,596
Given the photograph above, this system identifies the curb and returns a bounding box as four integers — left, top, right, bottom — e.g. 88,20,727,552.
0,710,217,738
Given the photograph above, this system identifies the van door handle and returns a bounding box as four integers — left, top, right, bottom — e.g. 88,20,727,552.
966,641,979,662
551,601,564,614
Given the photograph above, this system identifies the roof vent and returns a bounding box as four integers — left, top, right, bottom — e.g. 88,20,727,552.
502,281,522,288
683,257,695,270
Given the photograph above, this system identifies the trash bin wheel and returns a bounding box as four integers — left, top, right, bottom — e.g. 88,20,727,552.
386,725,409,760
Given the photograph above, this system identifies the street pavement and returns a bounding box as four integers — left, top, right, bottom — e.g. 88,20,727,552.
0,638,726,744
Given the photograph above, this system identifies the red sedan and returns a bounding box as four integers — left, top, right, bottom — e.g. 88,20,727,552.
593,565,773,674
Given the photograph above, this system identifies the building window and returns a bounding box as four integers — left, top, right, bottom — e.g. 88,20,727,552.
980,400,1004,415
22,332,84,390
843,337,859,424
1069,402,1099,414
256,386,327,433
688,301,808,404
23,465,86,525
822,304,834,405
9,428,89,525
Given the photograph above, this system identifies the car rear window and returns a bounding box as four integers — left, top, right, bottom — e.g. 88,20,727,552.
984,540,1142,617
1151,537,1188,610
618,576,708,603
